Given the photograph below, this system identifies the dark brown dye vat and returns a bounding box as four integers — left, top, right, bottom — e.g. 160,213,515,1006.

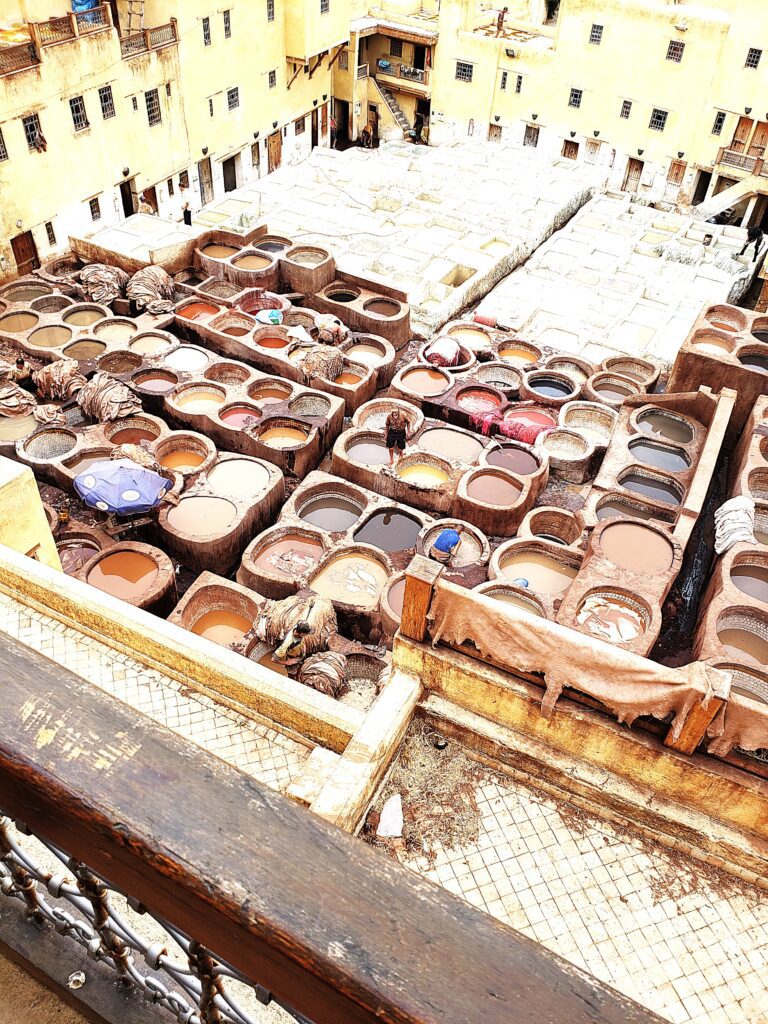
347,440,390,465
486,446,539,475
628,440,688,473
365,299,400,317
731,565,768,603
529,376,572,399
223,327,251,337
353,510,422,552
257,240,290,253
752,330,768,344
739,353,768,373
596,499,659,522
622,473,680,506
299,495,362,531
111,427,157,445
327,290,358,303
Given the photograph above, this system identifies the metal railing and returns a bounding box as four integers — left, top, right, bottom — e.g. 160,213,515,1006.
356,62,368,78
75,6,110,33
120,21,178,58
376,59,429,85
0,41,40,76
37,15,75,45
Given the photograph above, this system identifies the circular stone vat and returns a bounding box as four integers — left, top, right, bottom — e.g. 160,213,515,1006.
93,319,138,343
474,582,546,617
599,521,674,573
204,361,251,386
485,444,540,476
384,574,406,618
421,522,486,568
345,340,387,368
396,456,451,488
63,306,105,328
353,509,422,552
628,439,689,473
418,427,484,463
498,547,579,596
445,323,493,351
208,458,270,499
712,665,768,704
560,402,617,446
399,365,452,397
3,283,50,302
248,381,293,404
324,285,360,303
167,495,238,535
576,591,649,644
105,417,161,445
595,495,669,523
58,536,101,575
63,339,106,360
456,387,502,415
86,549,159,604
133,370,178,394
523,508,581,547
544,356,594,385
363,298,401,317
164,347,209,373
541,428,590,460
588,372,641,405
156,434,211,473
256,332,289,350
177,301,221,321
63,449,112,476
201,244,240,259
309,551,388,606
174,385,227,413
29,325,72,349
602,357,658,387
0,311,39,333
346,435,391,466
738,348,768,373
706,305,747,333
298,493,363,531
286,245,329,266
716,610,768,665
98,352,143,376
257,421,310,449
504,407,557,429
22,428,77,461
289,394,331,417
191,609,253,646
473,362,522,393
335,366,366,386
524,371,577,402
255,236,292,253
219,405,261,429
730,554,768,604
619,470,683,507
465,469,523,505
635,409,695,445
253,530,325,576
31,295,72,314
690,331,734,356
354,399,423,435
497,341,542,366
233,252,274,271
130,333,172,356
0,413,37,443
751,317,768,344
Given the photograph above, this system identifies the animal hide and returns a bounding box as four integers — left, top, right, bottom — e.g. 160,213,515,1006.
297,651,349,698
33,359,86,401
76,264,130,305
76,372,143,421
128,266,177,314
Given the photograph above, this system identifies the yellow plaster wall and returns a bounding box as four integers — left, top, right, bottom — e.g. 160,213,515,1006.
0,457,60,571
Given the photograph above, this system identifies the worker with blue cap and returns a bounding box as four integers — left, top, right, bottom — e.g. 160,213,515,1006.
429,525,465,566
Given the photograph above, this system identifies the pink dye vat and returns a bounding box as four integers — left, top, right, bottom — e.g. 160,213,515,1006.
457,389,502,415
504,409,556,429
220,407,261,428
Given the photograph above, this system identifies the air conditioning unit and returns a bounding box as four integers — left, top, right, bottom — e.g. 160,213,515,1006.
505,48,518,58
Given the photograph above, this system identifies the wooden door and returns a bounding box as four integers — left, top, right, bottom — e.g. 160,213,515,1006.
622,157,644,192
748,121,768,158
667,160,687,186
143,185,158,211
120,179,136,217
523,124,539,148
562,139,579,160
321,102,328,138
368,103,379,141
11,231,39,276
488,124,502,142
268,131,282,173
731,115,754,153
198,157,213,205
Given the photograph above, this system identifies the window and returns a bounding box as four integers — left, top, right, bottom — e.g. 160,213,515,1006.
649,107,668,132
145,88,162,127
227,87,239,110
45,221,56,246
746,47,762,69
712,111,726,135
22,113,43,151
589,24,603,45
667,159,687,185
338,49,348,70
202,16,211,45
268,69,277,88
500,70,508,90
131,96,138,111
390,38,403,58
562,139,579,160
524,123,539,148
295,116,306,134
70,96,89,132
167,178,175,196
267,0,274,22
166,82,172,97
568,87,582,108
89,197,101,222
223,10,231,37
320,0,330,12
666,40,685,62
179,170,190,188
515,74,523,94
99,85,115,120
0,127,7,161
620,99,632,119
455,61,473,82
209,97,214,117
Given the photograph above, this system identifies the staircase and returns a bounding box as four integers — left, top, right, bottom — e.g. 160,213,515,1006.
693,174,763,220
377,83,410,132
126,0,144,32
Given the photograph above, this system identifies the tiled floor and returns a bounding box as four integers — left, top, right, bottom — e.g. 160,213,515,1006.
0,592,309,794
397,775,768,1024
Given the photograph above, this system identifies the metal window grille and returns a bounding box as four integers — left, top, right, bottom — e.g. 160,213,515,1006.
268,69,277,88
295,116,305,134
167,178,175,196
568,87,582,108
620,99,632,119
166,82,172,97
390,38,403,57
179,170,190,188
666,40,685,62
649,107,668,132
589,24,603,44
515,74,523,94
0,128,7,161
45,221,56,246
712,111,726,135
145,88,162,127
70,96,89,132
338,49,348,70
746,47,762,69
500,70,508,90
224,10,231,37
523,123,539,147
227,87,240,110
98,85,115,120
320,0,330,13
131,96,138,111
455,61,473,82
562,139,579,160
202,16,211,45
89,197,101,221
209,97,214,117
22,114,42,150
267,0,275,22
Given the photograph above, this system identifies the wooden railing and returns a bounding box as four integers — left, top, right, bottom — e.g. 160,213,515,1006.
32,4,111,47
376,59,429,86
0,630,661,1024
120,20,178,58
716,147,760,173
0,41,39,76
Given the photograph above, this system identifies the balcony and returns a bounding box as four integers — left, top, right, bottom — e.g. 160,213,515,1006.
120,21,178,59
0,41,39,77
374,58,430,95
32,4,112,47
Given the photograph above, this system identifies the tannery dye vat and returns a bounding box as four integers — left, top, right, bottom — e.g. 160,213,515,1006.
485,446,539,475
346,343,385,366
693,335,732,355
207,459,270,499
526,376,574,400
0,312,38,332
396,462,449,487
254,534,325,576
220,406,261,428
165,348,209,372
400,367,451,396
58,538,100,575
595,498,661,522
364,298,401,317
299,495,362,531
110,427,158,444
63,308,104,327
234,253,273,270
353,510,422,552
310,552,388,607
730,564,768,603
627,440,689,473
636,410,694,444
598,521,674,573
418,428,484,463
498,345,540,367
0,414,37,441
620,472,681,506
86,550,158,601
346,439,391,465
202,244,240,259
179,302,221,321
456,388,502,415
176,388,226,412
130,334,172,355
335,372,363,385
466,471,522,505
716,625,768,665
94,320,137,342
134,372,178,393
167,496,238,534
249,384,292,404
576,593,646,643
29,325,72,348
499,550,578,595
259,424,309,448
504,409,557,429
191,610,252,645
63,340,106,360
160,450,206,471
739,352,768,373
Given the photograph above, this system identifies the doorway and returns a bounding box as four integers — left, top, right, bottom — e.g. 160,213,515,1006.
368,103,379,144
413,44,426,70
119,178,137,217
488,124,502,142
251,142,261,179
11,231,39,276
334,99,350,147
222,155,238,193
143,184,158,212
268,131,282,173
622,157,644,192
311,109,319,150
108,0,120,32
692,170,712,206
198,157,214,205
321,102,328,141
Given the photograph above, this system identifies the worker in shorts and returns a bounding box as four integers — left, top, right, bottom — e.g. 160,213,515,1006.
429,526,465,565
385,407,410,465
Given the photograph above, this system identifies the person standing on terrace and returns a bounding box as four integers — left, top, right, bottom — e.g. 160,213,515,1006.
385,408,410,465
496,7,509,36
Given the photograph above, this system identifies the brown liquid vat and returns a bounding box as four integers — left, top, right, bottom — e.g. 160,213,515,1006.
238,524,328,599
490,538,584,618
168,572,263,653
79,542,176,615
456,465,538,537
473,580,548,618
308,545,391,611
518,507,585,549
155,432,216,477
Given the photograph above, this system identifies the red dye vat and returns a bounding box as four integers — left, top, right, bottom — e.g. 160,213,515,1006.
220,406,260,428
257,336,287,349
457,389,502,415
178,302,220,320
505,409,556,428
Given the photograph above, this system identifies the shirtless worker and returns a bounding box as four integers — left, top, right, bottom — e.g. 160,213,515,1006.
384,407,410,465
496,6,509,35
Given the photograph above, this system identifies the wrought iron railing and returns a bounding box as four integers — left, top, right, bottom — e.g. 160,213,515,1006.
76,6,110,33
356,62,368,78
38,16,75,45
0,41,40,76
376,59,429,85
120,21,178,58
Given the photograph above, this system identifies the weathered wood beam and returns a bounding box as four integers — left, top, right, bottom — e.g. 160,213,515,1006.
400,554,443,642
